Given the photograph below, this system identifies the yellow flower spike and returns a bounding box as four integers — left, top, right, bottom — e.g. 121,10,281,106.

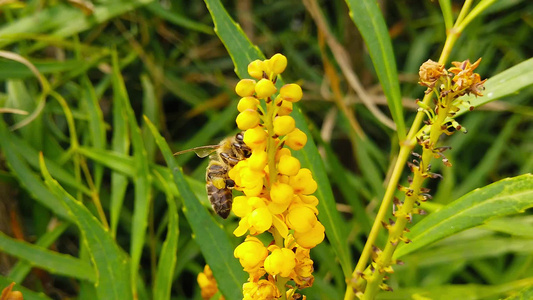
249,206,273,233
255,78,277,99
248,150,268,171
280,83,303,102
278,155,300,176
234,236,269,272
285,128,307,150
248,59,266,80
236,79,257,97
197,265,219,300
268,53,288,75
238,96,260,112
294,221,325,249
270,182,294,204
290,168,317,195
236,109,261,130
286,205,317,233
273,115,296,136
264,248,296,277
233,195,252,217
244,126,268,151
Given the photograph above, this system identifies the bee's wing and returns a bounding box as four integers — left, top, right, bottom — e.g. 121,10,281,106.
173,145,219,158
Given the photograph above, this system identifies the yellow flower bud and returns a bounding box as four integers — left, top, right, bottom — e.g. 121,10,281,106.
268,198,291,214
234,236,268,272
270,182,294,204
294,221,325,249
275,148,292,162
248,60,265,80
264,248,296,277
278,155,300,176
280,83,303,102
268,53,287,75
249,206,273,233
243,279,280,300
285,128,307,150
255,78,277,99
244,126,268,151
236,109,261,130
233,195,252,217
273,116,295,136
197,265,219,300
235,79,257,97
290,168,317,195
286,205,317,233
248,150,268,171
278,100,293,116
243,184,263,197
237,96,260,112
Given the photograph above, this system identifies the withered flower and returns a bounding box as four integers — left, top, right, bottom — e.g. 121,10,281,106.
419,59,446,89
449,58,483,95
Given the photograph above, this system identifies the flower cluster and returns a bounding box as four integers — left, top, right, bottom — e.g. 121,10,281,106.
197,265,224,300
231,53,324,299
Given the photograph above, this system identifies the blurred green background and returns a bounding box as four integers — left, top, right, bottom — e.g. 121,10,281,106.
0,0,532,299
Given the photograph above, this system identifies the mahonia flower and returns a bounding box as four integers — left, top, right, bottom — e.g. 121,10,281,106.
197,265,224,300
418,59,445,89
230,53,324,299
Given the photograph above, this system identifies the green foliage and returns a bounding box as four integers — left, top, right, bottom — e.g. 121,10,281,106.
0,0,532,299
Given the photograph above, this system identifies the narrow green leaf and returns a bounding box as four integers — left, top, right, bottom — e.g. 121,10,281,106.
455,57,533,117
39,155,133,299
153,171,179,300
0,119,70,220
9,223,70,282
204,0,353,278
111,51,152,294
146,2,213,34
0,230,95,282
144,116,246,300
395,174,533,258
81,76,106,190
345,0,406,138
0,276,52,300
438,0,454,31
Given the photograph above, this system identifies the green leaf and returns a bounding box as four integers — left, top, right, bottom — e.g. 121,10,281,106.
152,171,179,300
395,174,533,258
204,0,353,278
0,119,70,220
0,230,95,282
8,223,70,282
39,155,133,300
111,51,152,293
144,116,246,300
345,0,406,138
145,2,213,34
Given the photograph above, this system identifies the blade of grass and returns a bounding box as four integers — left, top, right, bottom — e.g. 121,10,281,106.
204,0,353,278
8,222,70,283
144,116,246,300
39,154,133,300
345,0,406,138
395,174,533,258
0,230,95,282
111,50,152,297
0,119,70,220
152,171,179,300
145,2,213,34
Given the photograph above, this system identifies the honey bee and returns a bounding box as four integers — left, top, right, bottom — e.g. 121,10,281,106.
174,132,251,218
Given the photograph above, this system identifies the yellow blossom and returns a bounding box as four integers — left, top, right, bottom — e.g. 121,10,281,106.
290,168,317,195
197,265,219,300
273,115,296,136
270,182,294,204
264,247,296,277
243,278,280,300
286,205,317,233
244,126,268,151
294,221,325,249
278,155,300,176
280,83,303,102
248,60,266,80
238,97,260,112
285,128,307,150
234,236,268,273
255,78,277,99
236,109,261,130
268,53,288,75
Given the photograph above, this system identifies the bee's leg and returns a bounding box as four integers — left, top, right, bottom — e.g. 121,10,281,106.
226,179,236,189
